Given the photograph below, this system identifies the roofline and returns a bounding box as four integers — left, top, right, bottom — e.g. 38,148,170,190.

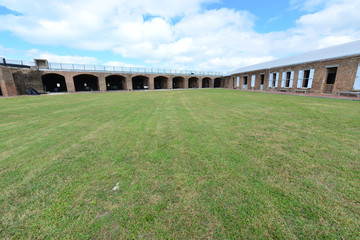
228,53,360,76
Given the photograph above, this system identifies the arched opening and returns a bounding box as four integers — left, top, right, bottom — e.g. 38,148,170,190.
74,74,99,91
0,86,2,96
214,78,224,88
154,76,168,89
42,73,67,92
202,78,211,88
173,77,184,89
188,77,199,88
132,76,149,90
106,75,126,91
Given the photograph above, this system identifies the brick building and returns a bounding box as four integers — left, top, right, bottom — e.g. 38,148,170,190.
228,40,360,96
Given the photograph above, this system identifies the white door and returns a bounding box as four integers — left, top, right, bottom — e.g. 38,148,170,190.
251,75,256,88
353,64,360,90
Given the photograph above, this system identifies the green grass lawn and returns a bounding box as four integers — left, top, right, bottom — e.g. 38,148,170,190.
0,89,359,239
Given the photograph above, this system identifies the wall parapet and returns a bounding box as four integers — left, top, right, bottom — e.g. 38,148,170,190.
0,58,224,77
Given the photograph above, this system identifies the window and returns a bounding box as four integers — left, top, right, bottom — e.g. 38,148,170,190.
281,71,294,88
297,69,314,89
303,70,310,88
243,76,248,85
272,73,276,87
269,72,279,88
286,72,291,87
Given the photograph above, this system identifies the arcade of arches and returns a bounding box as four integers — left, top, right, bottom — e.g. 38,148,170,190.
20,72,225,94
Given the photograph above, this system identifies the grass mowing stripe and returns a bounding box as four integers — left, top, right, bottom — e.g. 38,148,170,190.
0,89,359,239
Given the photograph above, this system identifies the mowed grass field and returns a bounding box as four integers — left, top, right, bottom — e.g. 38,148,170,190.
0,89,359,239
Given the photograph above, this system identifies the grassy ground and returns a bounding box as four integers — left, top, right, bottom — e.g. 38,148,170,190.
0,89,359,239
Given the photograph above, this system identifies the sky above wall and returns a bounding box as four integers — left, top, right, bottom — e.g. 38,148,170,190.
0,0,359,73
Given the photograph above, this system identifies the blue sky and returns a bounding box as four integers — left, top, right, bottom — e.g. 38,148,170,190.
0,0,359,72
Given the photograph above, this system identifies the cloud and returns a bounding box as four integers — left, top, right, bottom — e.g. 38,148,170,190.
290,0,328,11
103,61,145,68
25,49,99,64
0,0,359,72
0,45,18,57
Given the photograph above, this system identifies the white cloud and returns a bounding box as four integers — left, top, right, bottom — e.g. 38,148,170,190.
103,61,145,68
0,45,19,57
25,49,99,64
0,0,359,72
290,0,328,11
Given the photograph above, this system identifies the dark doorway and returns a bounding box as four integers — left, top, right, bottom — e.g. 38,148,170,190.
42,73,67,92
74,74,99,91
326,67,337,84
154,76,168,89
188,77,198,88
260,74,265,90
132,76,149,90
0,87,2,96
324,67,337,93
173,77,184,89
243,76,248,85
202,78,211,88
106,75,126,91
214,78,223,88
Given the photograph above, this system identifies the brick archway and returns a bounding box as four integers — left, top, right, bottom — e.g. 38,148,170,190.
74,74,99,91
42,73,67,92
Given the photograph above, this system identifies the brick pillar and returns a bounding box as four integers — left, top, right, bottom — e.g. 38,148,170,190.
64,74,75,93
210,78,214,88
127,77,133,91
184,77,189,89
0,67,18,96
198,78,202,88
149,76,154,90
98,75,106,92
168,78,172,89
